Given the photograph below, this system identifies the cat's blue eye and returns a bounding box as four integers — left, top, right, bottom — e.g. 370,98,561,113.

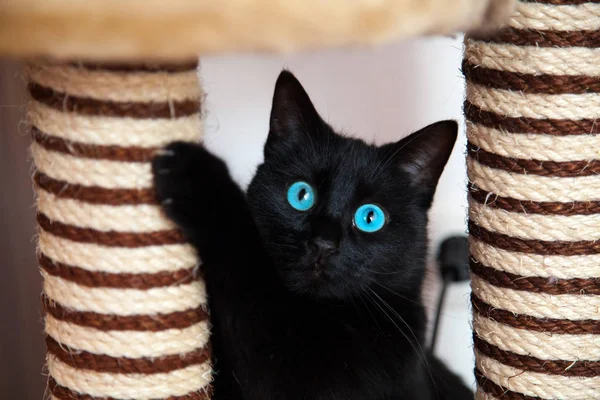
287,181,315,211
354,204,386,233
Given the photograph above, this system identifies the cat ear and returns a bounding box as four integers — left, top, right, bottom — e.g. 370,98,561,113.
265,70,322,155
383,120,458,206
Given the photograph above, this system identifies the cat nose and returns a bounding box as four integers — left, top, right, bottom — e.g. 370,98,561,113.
310,238,339,258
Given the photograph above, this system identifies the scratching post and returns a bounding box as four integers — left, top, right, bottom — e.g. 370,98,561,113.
464,1,600,399
28,61,212,399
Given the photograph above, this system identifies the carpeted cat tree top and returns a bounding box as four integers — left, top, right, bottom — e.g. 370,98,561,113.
0,0,514,59
4,1,600,400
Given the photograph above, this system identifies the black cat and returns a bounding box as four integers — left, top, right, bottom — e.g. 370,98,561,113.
152,70,472,400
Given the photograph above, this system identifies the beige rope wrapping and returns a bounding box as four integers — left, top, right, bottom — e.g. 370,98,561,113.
509,2,600,31
49,358,211,399
467,84,600,119
469,200,600,241
464,1,600,399
29,101,202,146
43,273,206,315
471,275,600,320
476,352,600,399
45,315,210,358
39,232,197,274
465,41,600,76
32,142,153,188
469,238,600,279
473,313,600,361
38,191,176,232
467,125,600,162
468,157,600,201
26,64,201,102
27,61,212,399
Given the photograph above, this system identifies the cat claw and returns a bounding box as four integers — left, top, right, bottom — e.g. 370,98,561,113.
162,198,174,205
156,148,176,157
156,168,171,175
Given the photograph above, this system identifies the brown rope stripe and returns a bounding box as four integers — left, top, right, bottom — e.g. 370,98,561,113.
463,60,600,94
32,127,158,162
471,26,600,48
475,369,543,400
34,172,157,206
471,259,600,295
467,143,600,177
49,377,212,400
474,335,600,377
472,294,600,335
28,82,200,119
46,335,210,374
469,220,600,256
469,185,600,216
38,213,185,247
464,102,600,135
39,253,196,289
68,60,199,73
43,295,209,332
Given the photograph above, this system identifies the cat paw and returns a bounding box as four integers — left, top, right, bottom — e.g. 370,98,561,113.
152,142,229,224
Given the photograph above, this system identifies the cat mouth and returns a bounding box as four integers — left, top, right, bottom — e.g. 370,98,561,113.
312,254,332,277
312,262,324,278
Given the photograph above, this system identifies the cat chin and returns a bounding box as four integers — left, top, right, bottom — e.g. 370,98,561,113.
281,265,362,301
290,282,350,301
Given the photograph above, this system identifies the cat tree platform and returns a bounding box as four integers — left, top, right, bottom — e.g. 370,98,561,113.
0,0,514,60
3,0,600,399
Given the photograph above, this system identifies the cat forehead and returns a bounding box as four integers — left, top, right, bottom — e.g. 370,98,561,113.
267,132,404,190
295,137,381,171
307,152,397,205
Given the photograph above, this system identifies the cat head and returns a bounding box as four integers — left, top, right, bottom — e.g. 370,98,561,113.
247,71,457,301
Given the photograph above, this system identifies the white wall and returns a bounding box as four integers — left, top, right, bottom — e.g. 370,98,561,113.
201,36,473,387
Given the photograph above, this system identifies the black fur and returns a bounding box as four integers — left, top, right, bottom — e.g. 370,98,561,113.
152,71,472,400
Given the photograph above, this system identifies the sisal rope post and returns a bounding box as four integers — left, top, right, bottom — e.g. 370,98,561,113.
26,60,213,399
463,1,600,399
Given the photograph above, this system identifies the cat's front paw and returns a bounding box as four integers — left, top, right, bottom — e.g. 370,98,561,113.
152,142,229,226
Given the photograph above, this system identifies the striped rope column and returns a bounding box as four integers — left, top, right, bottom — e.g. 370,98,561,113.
464,1,600,399
26,61,213,399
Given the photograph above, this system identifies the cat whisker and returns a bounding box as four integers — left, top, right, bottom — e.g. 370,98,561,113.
349,292,366,326
368,277,457,321
358,288,386,338
363,268,403,275
270,242,298,250
366,288,440,394
363,288,418,355
367,278,421,306
368,288,423,350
